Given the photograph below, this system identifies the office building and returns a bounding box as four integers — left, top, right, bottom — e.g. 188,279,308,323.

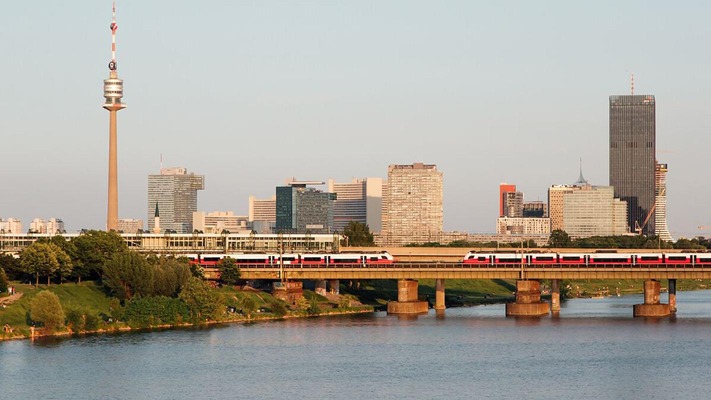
503,191,524,218
499,183,517,217
496,217,551,235
327,178,383,233
655,163,673,242
193,211,248,234
248,195,276,234
117,219,144,234
147,167,205,233
562,185,628,238
523,201,548,218
28,218,65,234
609,94,656,235
275,181,336,234
381,163,443,245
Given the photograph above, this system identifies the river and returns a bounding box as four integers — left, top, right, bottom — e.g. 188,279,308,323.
2,291,711,400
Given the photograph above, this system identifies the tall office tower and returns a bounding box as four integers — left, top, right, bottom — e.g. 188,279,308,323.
29,219,47,234
655,163,673,242
563,186,628,238
327,178,383,233
381,163,443,246
275,181,336,234
117,219,144,234
147,168,205,233
499,183,517,217
609,94,656,235
103,2,126,231
503,191,524,218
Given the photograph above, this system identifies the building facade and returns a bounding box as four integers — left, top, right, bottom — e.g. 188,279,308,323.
548,185,578,232
562,186,628,238
381,163,443,246
193,211,248,234
327,178,383,233
499,183,517,217
609,94,656,235
275,183,336,234
0,218,23,234
655,163,673,242
147,167,205,233
117,219,144,234
496,217,551,235
523,201,548,218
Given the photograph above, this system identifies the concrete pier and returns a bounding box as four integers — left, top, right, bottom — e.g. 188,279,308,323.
668,279,677,313
387,279,429,315
551,279,561,313
506,280,550,317
435,279,446,311
633,279,671,317
315,280,327,296
328,279,340,295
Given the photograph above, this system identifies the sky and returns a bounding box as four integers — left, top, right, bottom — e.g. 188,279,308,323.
1,0,710,237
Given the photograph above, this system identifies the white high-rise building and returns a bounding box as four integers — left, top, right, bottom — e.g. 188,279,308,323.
655,163,673,242
0,218,23,234
193,211,249,234
381,163,443,246
147,167,205,233
327,178,383,233
562,186,628,238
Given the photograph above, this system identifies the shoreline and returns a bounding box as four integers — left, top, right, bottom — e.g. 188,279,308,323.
0,306,375,342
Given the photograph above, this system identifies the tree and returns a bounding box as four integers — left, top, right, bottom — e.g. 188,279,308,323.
102,252,155,301
217,257,241,286
178,277,223,322
30,291,65,332
0,254,22,281
153,257,192,297
20,242,59,286
0,267,8,293
342,221,375,247
49,243,73,283
548,230,572,248
72,230,128,282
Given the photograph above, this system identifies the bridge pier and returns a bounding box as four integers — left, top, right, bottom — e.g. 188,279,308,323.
315,279,327,296
551,279,561,313
328,279,340,295
387,279,429,315
506,280,550,317
633,279,671,317
668,279,677,313
435,279,446,312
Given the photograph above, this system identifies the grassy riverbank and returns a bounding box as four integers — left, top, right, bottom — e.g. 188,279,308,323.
0,281,372,341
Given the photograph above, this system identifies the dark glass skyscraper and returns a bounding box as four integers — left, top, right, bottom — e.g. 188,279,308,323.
609,95,656,235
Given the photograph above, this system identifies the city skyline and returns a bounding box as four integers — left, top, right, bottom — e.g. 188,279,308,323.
2,1,710,236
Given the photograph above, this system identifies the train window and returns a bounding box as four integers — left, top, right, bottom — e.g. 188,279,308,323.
281,257,296,261
535,256,555,262
370,257,379,261
303,257,322,262
561,256,581,261
640,256,661,261
478,257,488,261
667,256,687,261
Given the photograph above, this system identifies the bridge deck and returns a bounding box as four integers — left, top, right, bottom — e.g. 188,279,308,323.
206,262,711,280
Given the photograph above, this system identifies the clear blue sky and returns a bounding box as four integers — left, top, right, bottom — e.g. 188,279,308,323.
1,1,710,237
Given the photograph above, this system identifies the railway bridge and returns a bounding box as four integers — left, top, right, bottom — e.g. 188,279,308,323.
205,262,711,317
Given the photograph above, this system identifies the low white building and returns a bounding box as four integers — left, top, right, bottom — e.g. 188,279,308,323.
496,217,551,235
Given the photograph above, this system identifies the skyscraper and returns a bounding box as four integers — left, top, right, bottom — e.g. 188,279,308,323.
327,178,383,233
275,182,336,234
499,183,517,217
381,163,443,245
147,168,205,233
655,163,673,242
609,94,656,235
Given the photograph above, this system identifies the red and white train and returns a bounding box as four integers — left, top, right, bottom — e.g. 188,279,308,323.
186,251,395,268
462,252,711,266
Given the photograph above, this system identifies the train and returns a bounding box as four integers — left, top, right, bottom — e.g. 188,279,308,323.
462,251,711,266
185,251,395,268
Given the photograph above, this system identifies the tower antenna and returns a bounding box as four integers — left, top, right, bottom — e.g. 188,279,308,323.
630,73,634,95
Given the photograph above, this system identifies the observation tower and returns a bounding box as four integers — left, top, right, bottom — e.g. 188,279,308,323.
103,1,126,231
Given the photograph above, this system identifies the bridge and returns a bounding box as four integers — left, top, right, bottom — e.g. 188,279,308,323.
205,261,707,318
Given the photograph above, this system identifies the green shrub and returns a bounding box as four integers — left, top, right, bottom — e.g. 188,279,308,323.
30,291,65,332
122,296,190,328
